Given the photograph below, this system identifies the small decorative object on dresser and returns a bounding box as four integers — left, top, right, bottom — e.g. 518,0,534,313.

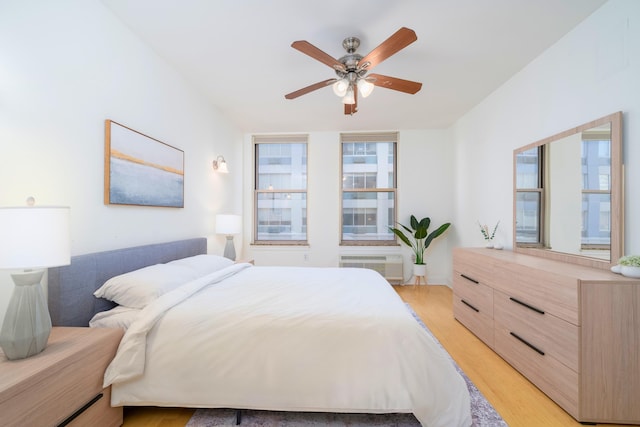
452,247,640,424
477,220,499,248
0,327,124,427
618,254,640,278
389,215,451,285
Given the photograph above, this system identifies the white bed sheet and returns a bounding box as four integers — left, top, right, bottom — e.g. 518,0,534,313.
104,264,472,427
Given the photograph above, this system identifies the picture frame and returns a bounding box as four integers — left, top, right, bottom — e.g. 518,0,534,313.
104,120,184,208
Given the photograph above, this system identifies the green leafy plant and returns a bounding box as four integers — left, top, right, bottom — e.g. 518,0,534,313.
478,220,499,241
389,215,451,265
618,255,640,267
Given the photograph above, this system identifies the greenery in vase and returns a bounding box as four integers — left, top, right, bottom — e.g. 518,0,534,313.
389,215,451,265
618,255,640,267
478,220,499,241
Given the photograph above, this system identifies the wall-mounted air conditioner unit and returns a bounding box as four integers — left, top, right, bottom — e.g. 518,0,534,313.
339,254,404,284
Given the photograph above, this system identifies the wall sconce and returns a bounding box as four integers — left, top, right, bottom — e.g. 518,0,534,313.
212,155,229,173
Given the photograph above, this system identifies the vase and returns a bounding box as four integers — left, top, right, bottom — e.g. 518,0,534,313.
485,239,493,249
413,263,427,277
620,266,640,279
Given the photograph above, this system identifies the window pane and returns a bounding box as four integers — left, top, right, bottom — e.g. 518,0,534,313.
515,191,540,243
342,191,395,241
581,193,610,244
342,142,394,189
581,140,611,191
256,143,307,190
516,148,540,189
256,192,306,241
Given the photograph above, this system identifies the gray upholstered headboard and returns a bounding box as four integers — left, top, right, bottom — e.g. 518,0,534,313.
48,238,207,327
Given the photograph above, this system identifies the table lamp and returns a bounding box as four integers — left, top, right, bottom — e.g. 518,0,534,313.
216,214,241,261
0,203,70,360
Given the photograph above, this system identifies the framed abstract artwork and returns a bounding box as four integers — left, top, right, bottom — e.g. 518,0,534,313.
104,120,184,208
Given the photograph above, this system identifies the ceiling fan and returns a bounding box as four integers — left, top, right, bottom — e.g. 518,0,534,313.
285,27,422,116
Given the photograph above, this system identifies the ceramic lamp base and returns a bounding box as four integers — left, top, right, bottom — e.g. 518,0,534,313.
0,270,52,360
223,235,236,261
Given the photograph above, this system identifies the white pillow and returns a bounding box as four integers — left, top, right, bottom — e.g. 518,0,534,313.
94,263,198,308
89,306,140,330
167,254,234,276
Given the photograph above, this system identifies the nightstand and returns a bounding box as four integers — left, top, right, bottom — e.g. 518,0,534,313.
236,259,255,265
0,327,123,427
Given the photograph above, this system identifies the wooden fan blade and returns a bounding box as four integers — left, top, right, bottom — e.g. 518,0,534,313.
291,41,345,71
358,27,417,71
344,88,358,115
368,73,422,94
285,78,336,100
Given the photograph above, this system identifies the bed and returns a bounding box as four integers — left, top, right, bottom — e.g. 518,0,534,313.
48,238,472,427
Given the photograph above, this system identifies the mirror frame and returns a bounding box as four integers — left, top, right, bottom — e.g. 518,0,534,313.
513,111,623,270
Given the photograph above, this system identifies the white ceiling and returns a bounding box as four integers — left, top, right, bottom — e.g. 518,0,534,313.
101,0,607,133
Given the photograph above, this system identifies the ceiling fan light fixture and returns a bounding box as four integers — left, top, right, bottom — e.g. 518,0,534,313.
332,78,349,97
342,86,355,104
358,79,374,98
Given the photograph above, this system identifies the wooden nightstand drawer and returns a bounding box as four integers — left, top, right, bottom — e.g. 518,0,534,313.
68,386,121,427
0,327,123,427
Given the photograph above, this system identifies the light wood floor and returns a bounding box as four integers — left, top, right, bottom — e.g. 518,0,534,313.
122,285,626,427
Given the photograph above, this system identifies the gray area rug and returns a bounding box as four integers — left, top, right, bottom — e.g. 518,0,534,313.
186,306,507,426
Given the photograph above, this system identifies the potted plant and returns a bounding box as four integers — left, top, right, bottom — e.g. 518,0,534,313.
389,215,451,280
618,255,640,278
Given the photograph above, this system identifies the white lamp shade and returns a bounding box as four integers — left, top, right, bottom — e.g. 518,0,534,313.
217,159,229,173
332,79,348,97
358,79,375,98
216,214,241,235
342,86,355,104
0,206,71,269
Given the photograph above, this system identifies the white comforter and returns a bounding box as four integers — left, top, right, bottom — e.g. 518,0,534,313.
104,264,472,427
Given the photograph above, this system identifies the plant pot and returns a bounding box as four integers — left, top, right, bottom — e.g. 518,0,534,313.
620,266,640,278
413,263,427,277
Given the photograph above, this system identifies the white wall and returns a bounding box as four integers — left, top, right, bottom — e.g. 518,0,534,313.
0,0,242,326
453,0,640,259
242,129,456,285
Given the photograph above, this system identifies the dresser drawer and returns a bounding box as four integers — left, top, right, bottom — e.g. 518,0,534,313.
493,290,579,372
453,296,494,348
489,263,579,325
494,321,579,417
453,249,497,285
453,272,493,316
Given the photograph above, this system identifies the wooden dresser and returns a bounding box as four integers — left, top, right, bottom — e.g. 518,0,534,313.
453,247,640,424
0,327,123,427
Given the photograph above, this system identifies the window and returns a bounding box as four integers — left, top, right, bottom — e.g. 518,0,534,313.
515,147,543,245
254,135,307,244
340,133,397,244
581,138,611,247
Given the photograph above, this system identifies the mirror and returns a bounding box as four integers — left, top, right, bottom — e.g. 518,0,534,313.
513,112,623,270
